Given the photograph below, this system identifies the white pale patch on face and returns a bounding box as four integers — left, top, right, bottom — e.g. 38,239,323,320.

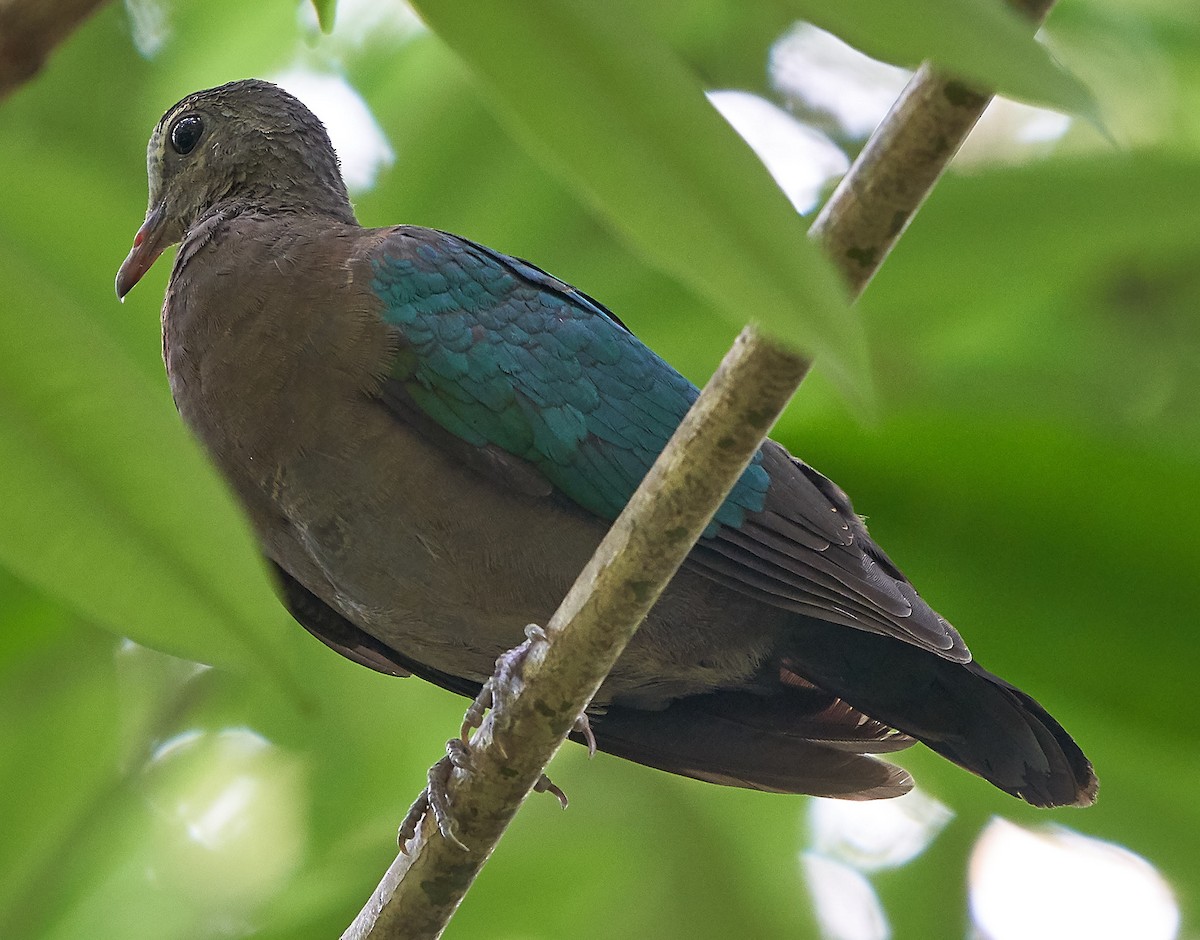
270,67,395,193
969,818,1180,940
707,90,849,214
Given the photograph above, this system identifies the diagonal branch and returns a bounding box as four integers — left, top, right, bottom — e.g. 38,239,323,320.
344,3,1059,937
812,0,1058,293
342,330,808,940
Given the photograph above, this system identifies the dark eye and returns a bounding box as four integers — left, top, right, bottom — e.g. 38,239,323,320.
169,115,204,155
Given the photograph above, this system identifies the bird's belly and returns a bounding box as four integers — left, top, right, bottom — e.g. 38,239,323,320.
161,218,776,709
262,398,604,684
173,342,774,705
263,399,777,705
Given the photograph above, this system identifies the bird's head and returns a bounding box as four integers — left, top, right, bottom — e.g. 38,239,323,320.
116,79,354,298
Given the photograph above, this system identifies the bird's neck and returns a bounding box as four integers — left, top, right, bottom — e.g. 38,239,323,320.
209,188,358,227
173,200,360,291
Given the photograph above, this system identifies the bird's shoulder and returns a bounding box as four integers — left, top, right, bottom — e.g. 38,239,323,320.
352,225,769,527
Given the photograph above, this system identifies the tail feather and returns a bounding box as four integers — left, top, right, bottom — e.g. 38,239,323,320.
273,556,1095,806
586,690,914,799
782,623,1097,808
944,663,1097,807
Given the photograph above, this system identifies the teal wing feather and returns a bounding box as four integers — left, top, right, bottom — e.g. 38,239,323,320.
368,227,966,660
369,226,769,534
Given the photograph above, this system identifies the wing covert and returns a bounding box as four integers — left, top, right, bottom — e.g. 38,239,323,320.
364,226,967,662
367,226,769,531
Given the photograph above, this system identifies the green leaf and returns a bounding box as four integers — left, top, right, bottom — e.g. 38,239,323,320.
0,623,122,940
859,156,1200,437
310,0,336,33
409,0,871,409
0,244,302,698
6,2,1200,936
790,0,1097,119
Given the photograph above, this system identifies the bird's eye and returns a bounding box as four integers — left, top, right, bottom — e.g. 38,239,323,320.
169,115,204,155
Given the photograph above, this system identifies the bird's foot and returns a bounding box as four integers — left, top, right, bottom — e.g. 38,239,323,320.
534,773,569,809
460,623,550,749
454,623,587,806
397,739,474,853
400,625,577,852
573,712,597,757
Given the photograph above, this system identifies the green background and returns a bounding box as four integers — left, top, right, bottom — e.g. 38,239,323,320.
1,1,1197,937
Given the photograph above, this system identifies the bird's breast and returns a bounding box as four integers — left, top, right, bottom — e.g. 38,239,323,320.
160,218,604,679
159,217,777,704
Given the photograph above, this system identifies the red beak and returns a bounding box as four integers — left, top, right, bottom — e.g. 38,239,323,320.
115,202,169,299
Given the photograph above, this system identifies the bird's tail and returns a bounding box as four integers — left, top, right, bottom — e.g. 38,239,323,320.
779,622,1097,808
584,686,916,799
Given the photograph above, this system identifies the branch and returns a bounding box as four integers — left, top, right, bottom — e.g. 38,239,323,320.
342,331,807,940
812,0,1058,293
344,4,1059,937
0,0,111,103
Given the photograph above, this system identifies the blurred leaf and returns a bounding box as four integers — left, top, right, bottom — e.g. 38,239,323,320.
633,1,794,93
311,0,336,33
410,0,871,408
861,155,1200,438
791,0,1098,119
0,243,301,694
3,0,1200,938
0,622,122,940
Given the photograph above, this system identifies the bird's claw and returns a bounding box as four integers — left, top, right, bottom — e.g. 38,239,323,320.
397,740,474,853
427,750,469,851
574,712,597,758
401,623,555,853
534,773,569,809
461,623,550,747
446,736,473,771
396,789,426,853
455,623,590,807
459,684,494,745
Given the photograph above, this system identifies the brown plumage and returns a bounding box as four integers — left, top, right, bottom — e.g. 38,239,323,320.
117,79,1096,807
